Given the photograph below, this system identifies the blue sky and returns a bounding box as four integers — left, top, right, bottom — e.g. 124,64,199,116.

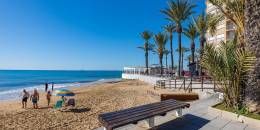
0,0,205,70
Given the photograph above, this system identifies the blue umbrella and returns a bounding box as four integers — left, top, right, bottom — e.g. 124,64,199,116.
54,89,75,96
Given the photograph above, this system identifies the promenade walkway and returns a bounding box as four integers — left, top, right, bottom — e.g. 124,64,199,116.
100,94,259,130
155,94,259,130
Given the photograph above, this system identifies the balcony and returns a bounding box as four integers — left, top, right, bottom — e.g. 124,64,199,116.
226,23,236,31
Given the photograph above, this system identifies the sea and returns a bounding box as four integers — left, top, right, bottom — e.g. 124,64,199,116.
0,70,122,101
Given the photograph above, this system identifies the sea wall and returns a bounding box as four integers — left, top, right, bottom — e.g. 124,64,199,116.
122,74,167,85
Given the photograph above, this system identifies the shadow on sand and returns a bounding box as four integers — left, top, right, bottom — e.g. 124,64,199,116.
38,106,53,109
67,108,91,113
151,114,210,130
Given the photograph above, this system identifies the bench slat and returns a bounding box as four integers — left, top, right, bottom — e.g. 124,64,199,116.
102,101,180,122
98,99,189,130
101,100,177,120
100,99,174,118
105,102,188,125
108,103,189,129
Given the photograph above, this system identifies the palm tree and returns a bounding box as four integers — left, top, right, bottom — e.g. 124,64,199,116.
161,0,196,76
185,55,192,66
176,47,190,73
187,53,199,63
139,31,153,74
154,32,168,75
163,50,170,69
164,24,176,71
195,48,200,62
183,23,199,64
208,0,245,44
201,40,255,109
186,54,199,63
193,13,221,75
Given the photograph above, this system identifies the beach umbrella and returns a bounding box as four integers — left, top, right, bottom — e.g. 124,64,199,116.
54,89,75,96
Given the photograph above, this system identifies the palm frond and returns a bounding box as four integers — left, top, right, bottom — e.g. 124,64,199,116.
176,47,190,52
183,22,199,40
163,24,176,34
193,13,221,36
201,40,256,108
154,32,168,57
137,46,144,50
163,49,170,55
161,0,195,24
140,31,153,40
208,0,245,42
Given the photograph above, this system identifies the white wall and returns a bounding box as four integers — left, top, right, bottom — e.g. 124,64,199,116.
122,74,169,85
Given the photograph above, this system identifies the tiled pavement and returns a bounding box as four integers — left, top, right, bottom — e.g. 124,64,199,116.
154,94,259,130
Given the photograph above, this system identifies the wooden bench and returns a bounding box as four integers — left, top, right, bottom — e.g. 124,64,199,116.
98,99,190,130
161,93,199,101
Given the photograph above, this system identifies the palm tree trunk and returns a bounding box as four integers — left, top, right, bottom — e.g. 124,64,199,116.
145,51,148,74
177,25,182,77
170,34,174,71
245,0,260,112
199,35,205,76
191,41,195,63
160,56,163,76
191,41,195,77
181,51,184,76
165,54,168,69
145,43,149,75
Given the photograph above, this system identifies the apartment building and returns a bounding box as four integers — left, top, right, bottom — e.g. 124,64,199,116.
206,1,236,46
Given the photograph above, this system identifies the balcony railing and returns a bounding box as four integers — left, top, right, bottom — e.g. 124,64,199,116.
123,67,175,76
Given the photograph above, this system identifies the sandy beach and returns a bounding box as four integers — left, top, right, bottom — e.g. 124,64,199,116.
0,79,159,130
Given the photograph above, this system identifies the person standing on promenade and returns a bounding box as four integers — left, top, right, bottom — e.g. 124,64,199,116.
22,89,30,109
45,83,48,92
46,91,52,107
30,89,39,109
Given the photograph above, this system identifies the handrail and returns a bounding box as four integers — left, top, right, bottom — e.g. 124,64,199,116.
184,78,192,93
178,77,186,91
154,76,218,92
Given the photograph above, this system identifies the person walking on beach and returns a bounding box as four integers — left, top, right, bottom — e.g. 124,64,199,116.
30,89,39,109
22,89,30,108
45,83,48,92
46,91,52,107
51,83,54,91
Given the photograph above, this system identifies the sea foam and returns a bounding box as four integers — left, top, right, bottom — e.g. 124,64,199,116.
0,78,122,101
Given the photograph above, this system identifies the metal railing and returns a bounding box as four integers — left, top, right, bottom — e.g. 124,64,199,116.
123,67,175,76
154,76,217,92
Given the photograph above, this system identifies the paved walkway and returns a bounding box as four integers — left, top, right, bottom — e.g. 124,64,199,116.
96,93,259,130
154,94,259,130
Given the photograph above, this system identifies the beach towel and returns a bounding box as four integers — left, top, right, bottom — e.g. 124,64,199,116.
54,100,63,109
